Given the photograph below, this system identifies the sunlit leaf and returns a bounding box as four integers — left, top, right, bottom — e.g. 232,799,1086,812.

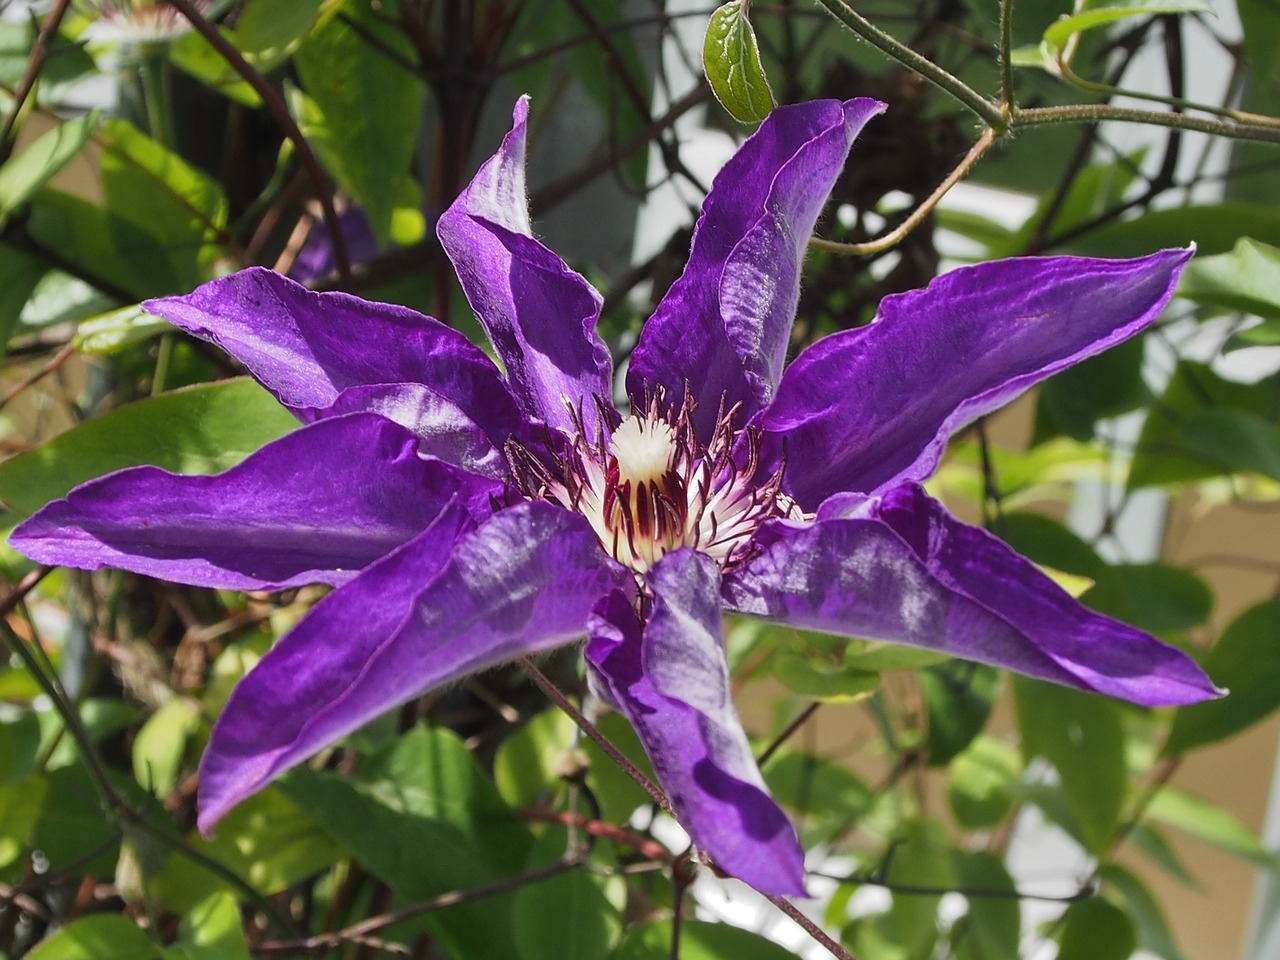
294,3,424,244
280,727,532,959
948,735,1021,829
614,920,796,960
1042,0,1212,52
168,891,252,960
513,828,622,960
150,788,344,913
132,698,201,799
0,379,299,523
73,304,172,355
773,650,879,702
0,112,99,222
703,2,775,123
0,775,47,870
495,707,577,811
25,914,160,960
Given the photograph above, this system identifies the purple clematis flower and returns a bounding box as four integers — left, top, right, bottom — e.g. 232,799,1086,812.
11,97,1220,897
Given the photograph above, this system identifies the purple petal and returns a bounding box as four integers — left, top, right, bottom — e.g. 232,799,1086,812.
198,501,631,832
10,414,499,590
323,383,514,478
144,268,525,452
586,550,806,895
758,249,1192,509
627,99,884,438
724,485,1221,707
436,97,613,435
287,207,380,282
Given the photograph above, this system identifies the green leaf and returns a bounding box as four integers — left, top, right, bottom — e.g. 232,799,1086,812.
0,242,49,354
1128,822,1198,886
1164,597,1280,754
1146,785,1280,869
171,0,327,106
513,828,622,960
0,21,97,105
280,727,532,960
843,642,952,672
952,852,1020,960
294,3,424,244
1042,0,1212,52
773,650,879,702
168,892,252,960
1228,317,1280,349
947,735,1021,829
1129,361,1280,488
0,711,42,783
578,712,656,825
1056,897,1136,960
1237,0,1280,86
1101,864,1189,960
614,920,798,960
762,747,874,845
1080,562,1213,633
132,698,201,799
0,775,47,870
26,914,160,960
1179,407,1280,482
856,820,953,960
1067,204,1280,258
920,662,1000,765
150,788,344,913
73,304,172,355
988,153,1143,259
33,764,144,875
1178,238,1280,319
495,708,577,811
1013,678,1125,855
0,378,299,523
0,112,99,221
1037,334,1150,441
995,512,1105,579
97,117,229,292
702,2,775,124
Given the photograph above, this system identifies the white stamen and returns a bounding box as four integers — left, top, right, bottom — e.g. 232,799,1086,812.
610,417,677,489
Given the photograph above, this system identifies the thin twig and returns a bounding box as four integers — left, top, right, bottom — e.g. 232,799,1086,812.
810,0,1007,131
1014,102,1280,145
765,894,859,960
517,657,673,816
0,342,75,412
0,567,51,620
254,858,583,955
757,702,821,766
810,126,997,256
0,0,73,162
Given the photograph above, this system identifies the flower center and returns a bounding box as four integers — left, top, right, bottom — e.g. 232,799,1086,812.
506,395,798,574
